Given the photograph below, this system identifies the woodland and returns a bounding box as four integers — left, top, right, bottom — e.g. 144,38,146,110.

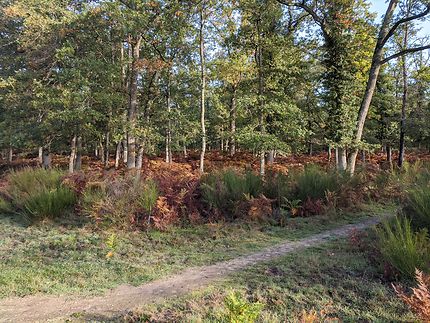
1,0,430,322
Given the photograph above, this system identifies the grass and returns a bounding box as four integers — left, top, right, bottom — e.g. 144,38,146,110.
109,235,416,322
0,203,392,299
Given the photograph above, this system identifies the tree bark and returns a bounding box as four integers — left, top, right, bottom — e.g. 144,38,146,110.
38,147,43,165
127,36,142,169
115,141,121,169
398,9,410,168
75,136,82,171
69,135,77,174
337,147,347,171
348,0,398,175
199,3,207,173
165,71,172,163
104,131,110,168
42,149,51,169
229,85,237,157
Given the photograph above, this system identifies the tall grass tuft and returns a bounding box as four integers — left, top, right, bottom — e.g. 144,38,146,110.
5,168,76,220
376,216,430,279
293,166,340,202
407,186,430,230
200,169,263,218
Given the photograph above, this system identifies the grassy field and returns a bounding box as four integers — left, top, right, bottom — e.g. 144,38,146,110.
106,234,415,322
0,204,393,300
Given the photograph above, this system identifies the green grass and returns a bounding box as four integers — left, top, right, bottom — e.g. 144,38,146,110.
111,235,415,322
0,203,392,299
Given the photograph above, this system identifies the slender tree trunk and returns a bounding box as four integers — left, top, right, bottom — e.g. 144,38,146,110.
115,141,121,169
136,146,144,181
38,147,43,165
337,147,347,171
183,142,188,159
42,148,51,169
387,145,392,166
123,138,128,164
230,85,237,157
398,15,410,168
165,72,172,163
348,1,398,175
335,147,339,167
104,131,110,168
69,135,77,174
328,145,332,162
75,136,82,171
199,4,206,173
127,36,142,169
257,20,265,176
267,150,275,165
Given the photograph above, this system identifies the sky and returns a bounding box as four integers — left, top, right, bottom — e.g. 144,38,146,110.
368,0,430,37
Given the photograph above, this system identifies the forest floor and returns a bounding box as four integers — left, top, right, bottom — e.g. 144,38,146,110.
0,211,400,322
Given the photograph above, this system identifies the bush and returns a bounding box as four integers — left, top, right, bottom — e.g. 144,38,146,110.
200,169,263,218
4,168,76,220
222,292,263,323
376,216,430,279
82,176,160,229
407,185,430,230
23,187,76,219
293,166,340,202
263,171,293,207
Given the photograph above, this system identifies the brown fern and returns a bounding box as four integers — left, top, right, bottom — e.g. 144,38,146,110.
393,269,430,321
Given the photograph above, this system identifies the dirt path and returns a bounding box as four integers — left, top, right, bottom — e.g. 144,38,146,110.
0,216,385,322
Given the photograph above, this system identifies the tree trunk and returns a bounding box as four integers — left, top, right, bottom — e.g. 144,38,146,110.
127,36,142,169
337,147,347,171
199,4,206,173
348,1,398,175
42,149,51,169
104,131,110,168
229,85,237,157
69,135,77,174
115,141,121,169
38,147,43,165
183,142,188,159
75,136,82,171
328,145,332,162
267,150,275,165
165,71,172,163
398,14,410,168
123,138,128,164
387,145,392,166
257,20,265,176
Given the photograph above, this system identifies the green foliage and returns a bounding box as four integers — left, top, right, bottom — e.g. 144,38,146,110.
136,179,159,214
222,292,263,323
293,166,341,202
407,185,430,231
5,168,76,220
263,172,293,206
376,216,430,279
200,169,263,218
23,187,76,219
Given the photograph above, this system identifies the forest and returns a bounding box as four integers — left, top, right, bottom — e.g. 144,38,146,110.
0,0,430,322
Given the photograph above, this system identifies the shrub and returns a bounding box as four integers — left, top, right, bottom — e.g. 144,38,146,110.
393,269,430,321
293,166,340,202
407,185,430,231
263,171,293,207
23,187,76,219
222,292,263,323
200,169,263,218
82,176,160,229
5,168,76,220
376,216,430,279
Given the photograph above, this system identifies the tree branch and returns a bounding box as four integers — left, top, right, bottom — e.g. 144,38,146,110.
382,44,430,64
382,4,430,46
276,0,323,26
